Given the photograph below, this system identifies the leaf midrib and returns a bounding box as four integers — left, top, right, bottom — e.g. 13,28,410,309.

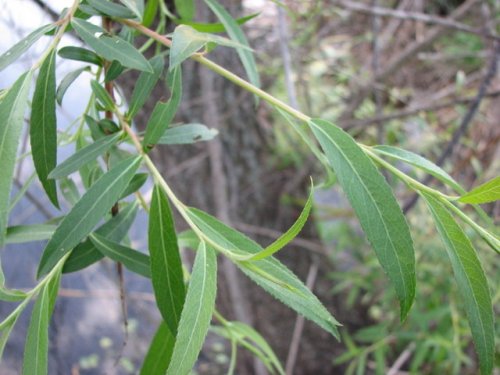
312,123,409,304
169,244,209,373
44,159,138,268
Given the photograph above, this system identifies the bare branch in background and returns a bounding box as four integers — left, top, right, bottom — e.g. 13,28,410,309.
277,5,299,110
30,0,59,21
403,40,500,213
285,259,320,375
343,90,500,130
336,0,500,41
337,0,481,123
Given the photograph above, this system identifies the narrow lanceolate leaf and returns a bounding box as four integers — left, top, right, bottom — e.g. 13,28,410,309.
204,0,260,88
6,224,56,244
90,233,151,278
22,286,50,375
149,185,185,335
372,145,464,193
63,202,138,273
90,80,115,110
56,67,90,105
158,124,218,145
143,0,159,27
128,55,164,119
169,25,252,70
186,208,340,337
0,71,32,248
177,13,259,33
71,18,152,72
87,0,136,18
31,50,59,208
0,316,17,361
49,133,122,179
247,185,313,261
166,242,217,375
119,173,148,200
240,256,341,338
140,321,175,375
459,176,500,204
143,67,182,148
309,119,415,320
422,192,494,375
37,156,141,277
0,24,55,72
0,265,27,302
58,46,102,66
175,0,195,20
120,0,144,20
212,322,284,374
104,60,125,82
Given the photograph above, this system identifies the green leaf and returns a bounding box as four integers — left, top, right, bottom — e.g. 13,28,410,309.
104,60,125,82
0,316,17,361
166,242,217,375
186,208,340,337
75,133,101,189
143,66,182,148
87,0,136,18
90,233,151,278
175,0,195,21
49,133,122,179
22,286,50,375
120,0,144,20
0,71,32,248
212,322,284,374
128,55,164,119
176,13,259,33
9,172,36,212
30,49,59,208
63,202,139,273
84,115,106,141
90,79,115,111
247,185,313,261
71,18,152,72
6,224,56,244
58,46,102,66
422,192,494,375
149,185,186,335
372,145,464,193
0,265,27,302
158,124,218,145
169,25,252,70
143,0,159,27
119,173,148,199
204,0,260,88
59,177,80,206
310,118,415,320
277,108,335,186
0,24,55,72
186,208,254,258
56,67,90,105
459,176,500,204
140,321,175,375
239,258,340,338
37,156,142,277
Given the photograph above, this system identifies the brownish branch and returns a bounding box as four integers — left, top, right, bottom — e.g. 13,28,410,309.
336,0,500,40
403,40,500,213
337,0,481,123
